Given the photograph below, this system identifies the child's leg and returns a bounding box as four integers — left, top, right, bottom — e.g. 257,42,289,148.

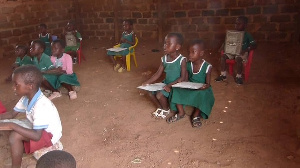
176,104,185,117
215,54,229,81
235,57,243,75
61,83,74,92
191,108,202,127
192,108,201,118
121,55,126,69
8,131,29,168
156,92,169,110
148,92,162,109
166,104,185,123
108,56,117,66
42,80,59,92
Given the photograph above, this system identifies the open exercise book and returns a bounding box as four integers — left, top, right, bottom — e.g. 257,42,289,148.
0,119,32,130
137,83,166,91
172,82,204,89
106,47,127,52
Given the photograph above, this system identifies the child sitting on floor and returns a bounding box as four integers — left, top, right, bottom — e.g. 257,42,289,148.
39,23,52,56
142,32,187,119
215,16,257,85
42,39,80,100
36,150,76,168
107,19,136,72
5,45,32,82
167,39,215,128
62,21,82,63
0,65,62,168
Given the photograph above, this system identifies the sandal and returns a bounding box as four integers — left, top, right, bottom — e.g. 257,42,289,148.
159,109,170,119
152,108,162,118
114,64,120,71
166,114,185,123
192,117,202,128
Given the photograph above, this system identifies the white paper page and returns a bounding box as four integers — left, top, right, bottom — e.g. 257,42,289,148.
137,83,166,91
0,119,32,130
172,82,204,89
106,47,127,52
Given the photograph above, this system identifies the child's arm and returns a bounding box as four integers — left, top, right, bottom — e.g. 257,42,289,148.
142,62,164,85
43,67,64,75
0,110,19,120
199,66,212,90
164,59,187,92
120,33,136,45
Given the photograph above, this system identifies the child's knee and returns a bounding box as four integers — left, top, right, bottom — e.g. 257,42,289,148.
9,132,23,145
235,57,243,63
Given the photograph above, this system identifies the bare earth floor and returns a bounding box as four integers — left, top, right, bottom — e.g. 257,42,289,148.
0,39,300,168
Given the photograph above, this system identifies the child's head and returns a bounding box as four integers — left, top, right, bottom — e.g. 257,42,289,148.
123,19,133,32
188,39,205,62
39,23,47,34
66,21,75,32
30,40,45,56
36,150,76,168
12,65,42,96
51,39,65,57
164,32,184,54
15,45,28,57
235,16,248,31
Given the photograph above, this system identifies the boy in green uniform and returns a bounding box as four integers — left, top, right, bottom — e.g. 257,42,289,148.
5,45,33,82
215,16,257,85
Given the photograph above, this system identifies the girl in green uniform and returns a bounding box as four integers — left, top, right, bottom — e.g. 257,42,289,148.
39,23,52,56
143,33,187,119
107,19,136,72
167,39,215,128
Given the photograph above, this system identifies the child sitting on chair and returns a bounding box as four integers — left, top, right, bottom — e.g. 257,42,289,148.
62,21,82,63
107,19,136,73
215,16,257,85
36,150,76,168
0,65,62,168
168,39,215,128
42,39,80,100
5,45,33,82
39,23,52,56
142,32,187,119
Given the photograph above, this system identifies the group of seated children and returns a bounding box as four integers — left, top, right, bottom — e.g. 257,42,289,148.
5,21,81,100
142,16,256,127
142,33,215,128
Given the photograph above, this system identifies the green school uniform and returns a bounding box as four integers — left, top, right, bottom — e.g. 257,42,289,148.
33,53,56,85
39,33,51,56
157,54,185,98
242,31,256,50
170,61,215,119
107,31,134,56
15,55,33,66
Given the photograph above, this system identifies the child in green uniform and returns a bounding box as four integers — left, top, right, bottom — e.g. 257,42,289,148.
39,23,52,56
30,40,56,96
5,45,32,82
62,21,82,63
167,39,215,127
142,33,187,119
215,16,257,85
42,39,80,100
107,19,136,72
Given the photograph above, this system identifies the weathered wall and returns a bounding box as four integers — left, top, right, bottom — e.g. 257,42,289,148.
0,0,75,57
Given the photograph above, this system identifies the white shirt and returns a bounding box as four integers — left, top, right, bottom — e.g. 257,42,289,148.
14,89,62,144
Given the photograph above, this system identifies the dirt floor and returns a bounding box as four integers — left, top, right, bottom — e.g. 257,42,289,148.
0,39,300,168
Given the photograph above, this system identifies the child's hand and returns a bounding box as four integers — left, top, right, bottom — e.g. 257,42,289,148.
199,84,208,90
164,85,171,92
142,82,149,86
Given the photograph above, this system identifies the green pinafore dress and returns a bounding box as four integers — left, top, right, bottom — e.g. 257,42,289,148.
170,61,215,119
39,33,51,56
107,31,134,56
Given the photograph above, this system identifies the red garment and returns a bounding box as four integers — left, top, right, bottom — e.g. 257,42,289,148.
24,130,53,154
0,101,6,114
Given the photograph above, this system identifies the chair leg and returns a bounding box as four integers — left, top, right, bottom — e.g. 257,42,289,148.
126,54,131,71
132,53,138,67
228,64,234,75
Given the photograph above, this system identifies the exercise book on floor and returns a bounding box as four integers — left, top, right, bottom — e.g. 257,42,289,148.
0,119,32,130
137,83,166,91
106,47,127,52
172,82,204,89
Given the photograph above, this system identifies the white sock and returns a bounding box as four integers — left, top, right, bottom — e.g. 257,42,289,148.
236,74,242,78
221,71,226,76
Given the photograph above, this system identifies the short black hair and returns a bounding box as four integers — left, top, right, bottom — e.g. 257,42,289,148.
36,150,76,168
13,65,42,89
39,23,47,29
189,39,204,50
52,39,66,49
237,16,248,24
167,32,184,46
16,45,28,53
31,39,46,51
124,19,133,25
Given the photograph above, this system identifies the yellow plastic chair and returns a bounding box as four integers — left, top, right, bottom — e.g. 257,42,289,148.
114,37,138,71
